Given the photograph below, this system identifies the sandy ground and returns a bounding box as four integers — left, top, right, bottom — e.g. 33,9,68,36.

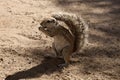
0,0,120,80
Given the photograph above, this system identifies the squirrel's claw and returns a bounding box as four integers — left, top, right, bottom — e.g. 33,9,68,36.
58,63,69,68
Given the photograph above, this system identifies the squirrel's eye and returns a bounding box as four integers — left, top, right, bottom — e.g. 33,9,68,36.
46,20,51,23
44,26,47,28
46,19,55,23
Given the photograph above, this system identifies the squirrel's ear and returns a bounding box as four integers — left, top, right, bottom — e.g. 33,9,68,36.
51,18,57,23
51,14,59,20
51,19,56,23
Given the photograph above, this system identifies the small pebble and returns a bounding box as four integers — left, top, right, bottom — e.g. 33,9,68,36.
32,21,34,23
0,58,3,61
28,62,31,64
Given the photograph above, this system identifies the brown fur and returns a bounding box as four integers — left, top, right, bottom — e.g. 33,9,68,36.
38,12,88,66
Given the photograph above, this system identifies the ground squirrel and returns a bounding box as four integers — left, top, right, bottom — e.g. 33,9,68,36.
38,12,88,67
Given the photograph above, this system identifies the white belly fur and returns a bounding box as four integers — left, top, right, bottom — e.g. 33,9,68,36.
54,35,69,52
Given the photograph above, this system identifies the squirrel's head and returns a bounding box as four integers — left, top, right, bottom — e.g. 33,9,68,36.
38,17,59,37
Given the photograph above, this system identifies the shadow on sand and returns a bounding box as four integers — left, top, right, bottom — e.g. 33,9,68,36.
5,56,64,80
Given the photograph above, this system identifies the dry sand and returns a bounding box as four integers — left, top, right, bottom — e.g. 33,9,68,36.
0,0,120,80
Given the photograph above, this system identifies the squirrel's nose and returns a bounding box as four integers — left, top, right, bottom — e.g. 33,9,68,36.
38,25,42,30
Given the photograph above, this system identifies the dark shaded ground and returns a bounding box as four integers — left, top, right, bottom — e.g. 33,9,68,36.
5,57,64,80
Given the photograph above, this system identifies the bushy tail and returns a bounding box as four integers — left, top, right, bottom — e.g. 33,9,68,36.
52,12,88,52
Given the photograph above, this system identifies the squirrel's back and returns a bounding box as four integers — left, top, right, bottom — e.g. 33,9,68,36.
52,12,88,52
